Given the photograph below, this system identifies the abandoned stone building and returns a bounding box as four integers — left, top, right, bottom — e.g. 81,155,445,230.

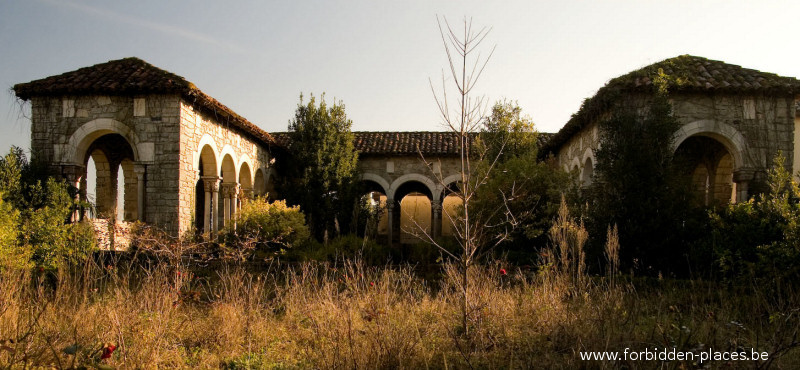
12,55,800,246
541,55,800,206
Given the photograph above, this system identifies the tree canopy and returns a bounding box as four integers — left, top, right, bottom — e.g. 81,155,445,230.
279,94,359,241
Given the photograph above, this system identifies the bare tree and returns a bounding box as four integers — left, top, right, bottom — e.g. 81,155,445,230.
425,16,516,337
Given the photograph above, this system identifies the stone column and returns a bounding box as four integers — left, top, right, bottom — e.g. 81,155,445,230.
733,168,755,203
202,176,221,234
386,199,395,247
431,198,442,240
134,164,146,222
221,182,240,227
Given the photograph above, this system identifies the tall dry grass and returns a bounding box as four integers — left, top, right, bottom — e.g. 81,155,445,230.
0,253,799,369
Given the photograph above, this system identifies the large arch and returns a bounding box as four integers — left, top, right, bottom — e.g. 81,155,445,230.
81,133,137,221
253,168,266,196
64,118,145,165
673,120,747,170
361,173,391,195
387,174,437,202
673,120,750,202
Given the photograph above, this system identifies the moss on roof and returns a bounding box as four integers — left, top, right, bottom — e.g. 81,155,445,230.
540,55,800,158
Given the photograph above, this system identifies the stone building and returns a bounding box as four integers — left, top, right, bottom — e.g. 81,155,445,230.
13,58,277,236
12,55,800,246
541,55,800,205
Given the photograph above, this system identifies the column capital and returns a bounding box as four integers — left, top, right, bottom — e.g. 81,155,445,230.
221,182,240,197
202,176,221,192
733,168,755,182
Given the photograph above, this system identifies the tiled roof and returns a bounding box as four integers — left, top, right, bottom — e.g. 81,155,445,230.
274,131,552,156
13,57,273,145
540,55,800,157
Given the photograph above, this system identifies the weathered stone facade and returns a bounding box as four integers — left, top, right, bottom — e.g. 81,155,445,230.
15,55,800,246
546,56,800,203
15,58,277,239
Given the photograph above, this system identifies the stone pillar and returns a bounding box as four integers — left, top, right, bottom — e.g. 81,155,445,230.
134,164,146,222
202,177,221,234
221,183,240,227
386,199,395,247
431,198,442,239
733,168,755,203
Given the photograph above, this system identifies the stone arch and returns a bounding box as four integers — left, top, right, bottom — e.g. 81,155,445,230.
81,133,137,221
220,153,237,183
581,155,594,186
253,168,266,196
438,174,464,237
673,120,747,170
361,173,390,195
198,144,218,177
674,120,750,203
65,118,143,165
239,162,253,190
219,146,238,181
195,134,220,175
388,174,437,202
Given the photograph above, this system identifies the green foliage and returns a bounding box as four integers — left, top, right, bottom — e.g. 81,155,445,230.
221,198,310,254
709,153,800,286
471,101,572,260
588,94,703,275
0,147,96,270
0,195,28,269
18,178,96,270
479,100,539,161
279,94,360,241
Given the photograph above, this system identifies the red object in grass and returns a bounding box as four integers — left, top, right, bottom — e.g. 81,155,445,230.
101,344,116,359
370,282,375,287
500,268,507,276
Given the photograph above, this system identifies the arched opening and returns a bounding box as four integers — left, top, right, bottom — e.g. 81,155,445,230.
581,157,594,186
358,180,388,240
195,145,218,233
220,154,237,227
675,135,734,207
394,180,433,244
440,181,463,237
81,134,136,222
239,162,253,208
254,169,266,197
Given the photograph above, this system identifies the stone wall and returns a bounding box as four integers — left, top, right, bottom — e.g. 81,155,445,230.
555,92,798,197
357,155,462,200
29,94,183,231
177,101,272,234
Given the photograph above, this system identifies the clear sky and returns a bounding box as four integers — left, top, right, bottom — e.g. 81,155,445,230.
2,0,799,153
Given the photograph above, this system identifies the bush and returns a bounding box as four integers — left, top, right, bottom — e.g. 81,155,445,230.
220,198,310,256
709,153,800,287
0,147,96,270
0,195,28,270
19,179,96,270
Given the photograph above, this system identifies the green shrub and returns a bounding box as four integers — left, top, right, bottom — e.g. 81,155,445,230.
709,153,800,286
221,198,310,255
0,194,29,270
19,179,96,270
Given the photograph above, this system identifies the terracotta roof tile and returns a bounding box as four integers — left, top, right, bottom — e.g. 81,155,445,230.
13,57,274,145
274,131,552,156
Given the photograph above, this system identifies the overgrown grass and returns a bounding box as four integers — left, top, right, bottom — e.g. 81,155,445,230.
1,254,799,369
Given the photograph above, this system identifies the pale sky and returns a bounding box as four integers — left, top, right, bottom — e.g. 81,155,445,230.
2,0,799,153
